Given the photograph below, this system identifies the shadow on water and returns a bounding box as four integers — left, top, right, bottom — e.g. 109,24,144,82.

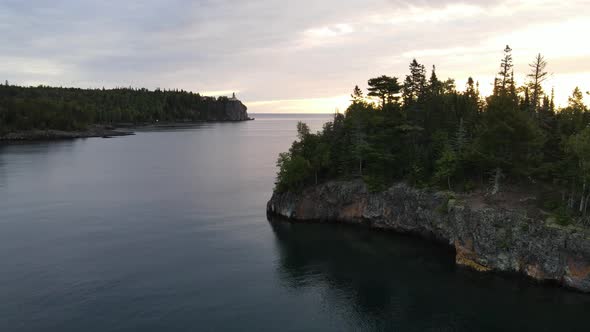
0,140,80,188
268,215,590,332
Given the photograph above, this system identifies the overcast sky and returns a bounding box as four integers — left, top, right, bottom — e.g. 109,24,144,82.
1,0,589,112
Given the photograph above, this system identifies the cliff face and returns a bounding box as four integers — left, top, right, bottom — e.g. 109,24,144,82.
224,99,251,121
267,181,590,292
201,99,251,121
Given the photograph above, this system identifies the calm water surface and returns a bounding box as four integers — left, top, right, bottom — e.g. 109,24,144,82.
1,114,589,331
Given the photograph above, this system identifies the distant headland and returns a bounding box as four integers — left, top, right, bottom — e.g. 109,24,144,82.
0,83,252,141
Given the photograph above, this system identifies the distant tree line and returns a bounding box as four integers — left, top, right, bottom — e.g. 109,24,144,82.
0,83,237,132
276,46,590,224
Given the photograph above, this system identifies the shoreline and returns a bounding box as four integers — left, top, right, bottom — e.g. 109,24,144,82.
267,180,590,293
0,118,254,143
0,126,135,142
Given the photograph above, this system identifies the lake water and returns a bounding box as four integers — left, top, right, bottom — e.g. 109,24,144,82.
1,113,589,331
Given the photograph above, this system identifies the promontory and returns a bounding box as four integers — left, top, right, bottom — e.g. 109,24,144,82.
0,84,251,141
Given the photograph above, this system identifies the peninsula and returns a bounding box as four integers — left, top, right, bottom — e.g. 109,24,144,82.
0,84,251,141
267,48,590,292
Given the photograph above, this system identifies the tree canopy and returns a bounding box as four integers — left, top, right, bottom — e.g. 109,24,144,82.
275,46,590,225
0,84,239,133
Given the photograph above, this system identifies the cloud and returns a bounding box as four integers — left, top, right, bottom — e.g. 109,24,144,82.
0,0,589,112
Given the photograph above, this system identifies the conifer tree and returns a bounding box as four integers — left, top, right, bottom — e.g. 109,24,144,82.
569,87,586,111
499,45,514,93
527,53,549,113
367,76,401,109
351,85,364,103
403,59,426,106
429,65,441,95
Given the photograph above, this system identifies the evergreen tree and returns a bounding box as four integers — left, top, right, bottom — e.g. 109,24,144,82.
367,76,401,109
434,145,457,190
466,77,476,98
527,53,549,114
403,59,427,106
428,65,441,95
268,46,590,216
351,85,364,103
569,87,586,111
499,45,514,93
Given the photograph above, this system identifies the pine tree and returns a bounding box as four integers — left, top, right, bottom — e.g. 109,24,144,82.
429,65,441,95
367,76,401,109
521,87,531,112
403,59,426,106
499,45,514,93
351,117,369,177
453,118,468,155
527,53,549,114
550,87,555,113
569,87,586,111
351,85,364,103
466,77,476,97
492,77,500,96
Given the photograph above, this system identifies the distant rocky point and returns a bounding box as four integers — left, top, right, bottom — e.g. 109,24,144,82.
0,84,252,141
203,98,252,122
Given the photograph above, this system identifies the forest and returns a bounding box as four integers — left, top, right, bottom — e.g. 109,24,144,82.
276,46,590,225
0,84,238,133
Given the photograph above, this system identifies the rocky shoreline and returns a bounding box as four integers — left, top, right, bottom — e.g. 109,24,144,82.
0,118,255,142
267,180,590,293
0,126,135,142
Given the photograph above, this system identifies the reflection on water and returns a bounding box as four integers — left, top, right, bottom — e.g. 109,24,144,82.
268,215,590,331
0,140,80,188
1,114,590,332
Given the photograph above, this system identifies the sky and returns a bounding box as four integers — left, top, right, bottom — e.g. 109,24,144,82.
1,0,589,113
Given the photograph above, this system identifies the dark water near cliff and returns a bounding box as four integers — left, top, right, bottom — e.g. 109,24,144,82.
1,113,589,332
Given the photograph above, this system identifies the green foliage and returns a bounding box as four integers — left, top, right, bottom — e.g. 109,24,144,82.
552,207,573,226
296,121,311,140
566,126,590,180
351,85,364,104
275,152,312,193
363,175,388,192
472,92,545,178
403,59,427,106
436,192,456,215
367,75,401,109
433,145,457,190
273,46,590,221
463,180,477,192
0,84,237,131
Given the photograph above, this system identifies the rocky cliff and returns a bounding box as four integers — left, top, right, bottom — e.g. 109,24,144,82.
267,180,590,292
201,99,251,121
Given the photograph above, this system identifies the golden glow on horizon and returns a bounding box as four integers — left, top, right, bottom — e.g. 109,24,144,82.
200,89,240,97
275,1,590,114
7,0,589,115
249,75,590,114
249,95,351,113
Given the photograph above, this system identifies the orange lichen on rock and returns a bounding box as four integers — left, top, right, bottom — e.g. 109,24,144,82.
524,264,545,280
455,239,491,272
566,257,590,281
338,200,366,220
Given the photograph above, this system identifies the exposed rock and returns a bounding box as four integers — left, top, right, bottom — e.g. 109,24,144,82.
199,99,252,121
0,127,134,141
267,180,590,292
